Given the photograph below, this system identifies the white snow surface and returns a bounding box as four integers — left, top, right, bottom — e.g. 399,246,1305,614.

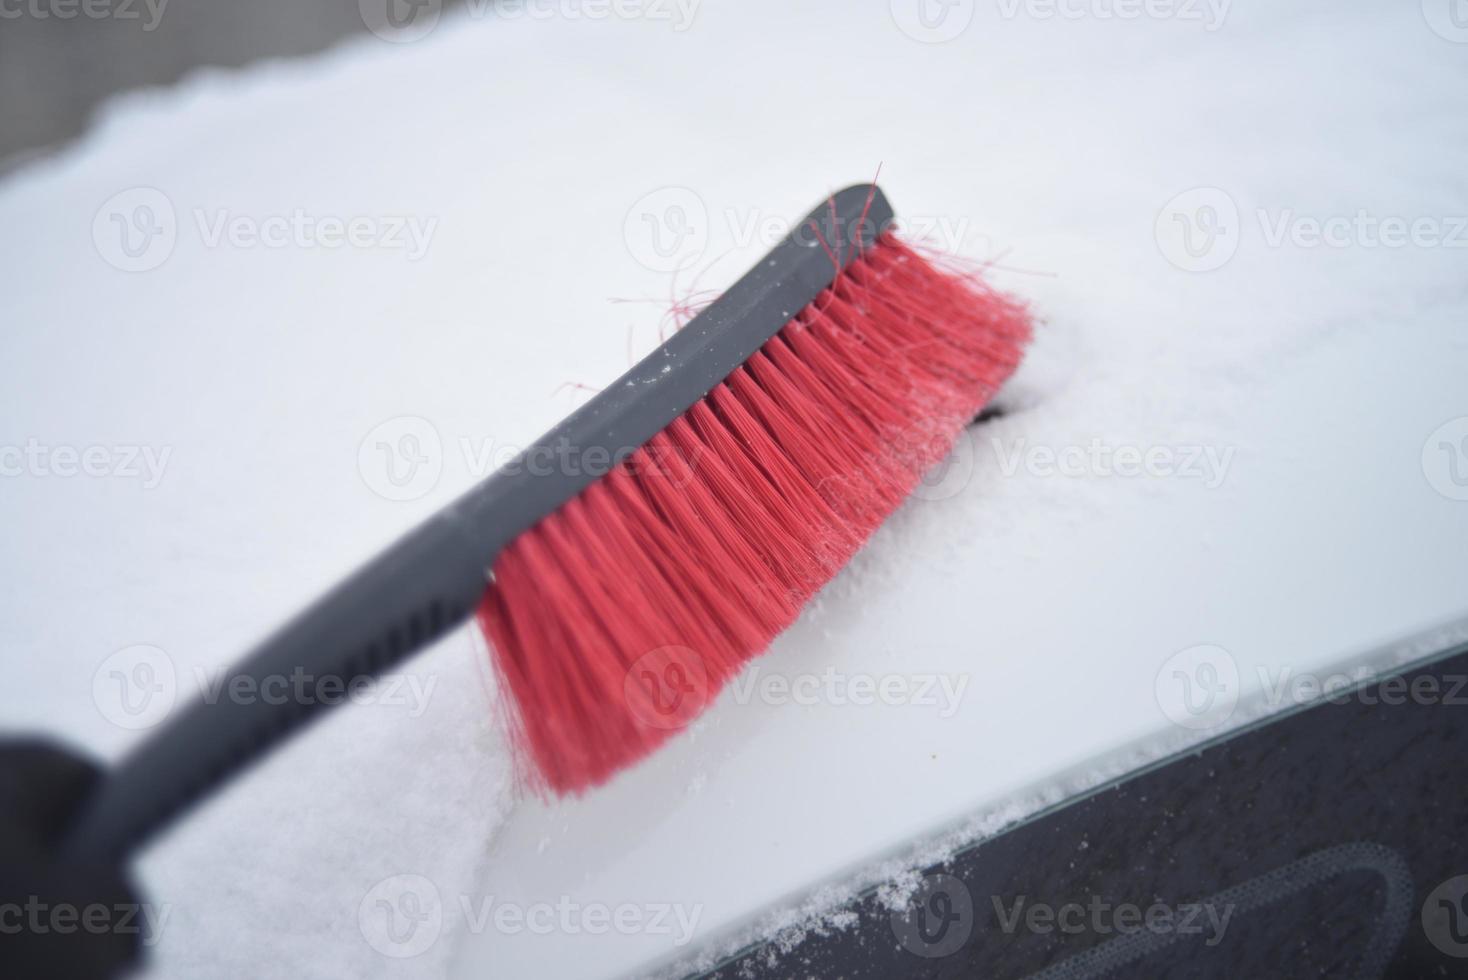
2,1,1468,978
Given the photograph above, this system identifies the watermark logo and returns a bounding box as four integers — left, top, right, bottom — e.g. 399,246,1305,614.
358,416,444,502
93,645,177,730
905,423,976,502
1422,416,1468,501
624,187,709,273
359,874,443,958
890,0,975,43
93,188,177,273
1256,209,1468,250
1154,643,1239,731
624,646,708,730
1161,652,1467,730
1155,187,1239,273
1422,0,1468,43
1423,875,1468,958
891,873,974,958
1257,666,1468,710
359,0,442,42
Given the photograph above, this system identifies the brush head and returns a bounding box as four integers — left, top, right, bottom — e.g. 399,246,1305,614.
477,187,1032,795
57,186,1030,864
65,185,1033,862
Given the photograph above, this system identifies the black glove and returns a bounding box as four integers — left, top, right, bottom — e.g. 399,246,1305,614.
0,741,144,979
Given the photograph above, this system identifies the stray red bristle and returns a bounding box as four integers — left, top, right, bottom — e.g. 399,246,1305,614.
476,232,1031,795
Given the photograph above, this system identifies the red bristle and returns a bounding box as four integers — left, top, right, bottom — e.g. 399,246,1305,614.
686,399,848,584
476,232,1031,796
727,364,896,528
704,382,856,561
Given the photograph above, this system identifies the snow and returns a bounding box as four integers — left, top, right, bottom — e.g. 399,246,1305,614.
2,1,1467,978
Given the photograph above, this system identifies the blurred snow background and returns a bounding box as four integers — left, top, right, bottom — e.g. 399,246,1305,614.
1,1,1467,977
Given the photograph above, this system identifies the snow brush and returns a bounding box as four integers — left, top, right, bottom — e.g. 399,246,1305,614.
61,184,1031,863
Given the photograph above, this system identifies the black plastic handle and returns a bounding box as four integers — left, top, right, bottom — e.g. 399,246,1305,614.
61,184,896,863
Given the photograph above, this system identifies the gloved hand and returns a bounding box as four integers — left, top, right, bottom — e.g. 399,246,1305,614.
0,741,144,979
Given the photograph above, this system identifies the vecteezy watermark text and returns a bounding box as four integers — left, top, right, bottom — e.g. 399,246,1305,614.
359,0,700,44
193,209,437,259
192,666,438,718
990,436,1235,489
357,415,705,502
93,188,438,272
493,0,698,29
458,895,701,945
1156,187,1468,272
0,897,171,946
0,439,171,488
991,894,1234,946
0,0,168,30
358,874,702,958
1156,642,1468,732
994,0,1229,30
93,644,438,731
622,647,971,733
623,186,980,273
889,0,1229,44
727,665,970,718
